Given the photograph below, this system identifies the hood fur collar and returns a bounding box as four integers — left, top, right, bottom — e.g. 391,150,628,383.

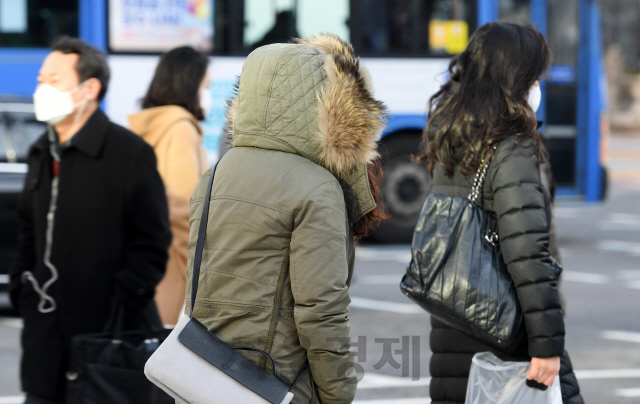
225,33,387,176
295,34,387,174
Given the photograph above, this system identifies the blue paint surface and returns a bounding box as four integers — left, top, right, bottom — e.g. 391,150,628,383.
382,115,427,138
477,0,499,26
0,49,48,97
548,65,577,85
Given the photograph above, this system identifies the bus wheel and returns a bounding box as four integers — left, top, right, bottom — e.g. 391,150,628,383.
368,131,430,244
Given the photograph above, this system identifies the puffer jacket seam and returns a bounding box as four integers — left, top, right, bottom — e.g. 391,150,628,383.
506,253,548,265
500,230,548,242
295,180,341,215
497,206,546,218
281,161,308,178
200,267,279,287
191,300,296,318
192,298,273,310
493,181,542,193
192,196,290,215
263,47,297,136
261,249,291,370
234,132,299,154
294,305,349,315
528,334,564,340
517,279,560,289
523,309,563,317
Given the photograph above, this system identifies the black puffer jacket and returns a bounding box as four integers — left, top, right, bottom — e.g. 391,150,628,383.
427,137,583,403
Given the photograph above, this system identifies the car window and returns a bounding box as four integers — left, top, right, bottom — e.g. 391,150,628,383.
0,109,45,163
0,0,78,48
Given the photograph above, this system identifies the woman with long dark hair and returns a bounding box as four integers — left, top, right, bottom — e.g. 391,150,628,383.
129,46,210,326
419,22,583,403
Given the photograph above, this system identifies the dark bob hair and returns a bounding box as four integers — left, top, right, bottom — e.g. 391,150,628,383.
52,36,110,101
417,22,550,176
141,46,209,120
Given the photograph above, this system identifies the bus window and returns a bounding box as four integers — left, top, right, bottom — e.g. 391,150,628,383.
350,0,475,56
214,0,349,55
499,0,530,23
0,0,78,48
214,0,475,57
245,0,349,50
547,0,578,67
546,0,579,187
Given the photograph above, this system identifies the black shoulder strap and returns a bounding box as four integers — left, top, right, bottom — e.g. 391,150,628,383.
190,162,219,318
187,159,310,386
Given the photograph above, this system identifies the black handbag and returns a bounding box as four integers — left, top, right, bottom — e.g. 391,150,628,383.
65,302,173,404
401,157,532,354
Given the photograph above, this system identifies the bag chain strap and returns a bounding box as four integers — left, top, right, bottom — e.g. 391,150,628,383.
467,145,497,204
467,146,500,247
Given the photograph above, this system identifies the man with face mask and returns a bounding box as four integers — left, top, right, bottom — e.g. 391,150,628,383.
10,36,171,404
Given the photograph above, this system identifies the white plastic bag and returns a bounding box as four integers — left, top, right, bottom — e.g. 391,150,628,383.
466,352,562,404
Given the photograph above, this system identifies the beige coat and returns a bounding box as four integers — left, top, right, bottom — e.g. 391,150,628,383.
129,105,208,325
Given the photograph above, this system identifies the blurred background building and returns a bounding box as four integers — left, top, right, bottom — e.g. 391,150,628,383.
601,0,640,129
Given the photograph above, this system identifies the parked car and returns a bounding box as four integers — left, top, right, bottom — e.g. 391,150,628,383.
0,96,45,296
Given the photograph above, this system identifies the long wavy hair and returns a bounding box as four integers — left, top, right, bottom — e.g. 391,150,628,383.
416,22,550,176
353,161,390,240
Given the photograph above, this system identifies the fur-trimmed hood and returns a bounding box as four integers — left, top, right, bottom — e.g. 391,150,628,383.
226,34,387,221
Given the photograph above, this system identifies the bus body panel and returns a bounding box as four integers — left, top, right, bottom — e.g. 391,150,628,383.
0,0,609,246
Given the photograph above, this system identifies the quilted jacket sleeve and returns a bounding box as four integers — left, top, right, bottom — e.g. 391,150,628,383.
489,139,565,358
290,181,357,404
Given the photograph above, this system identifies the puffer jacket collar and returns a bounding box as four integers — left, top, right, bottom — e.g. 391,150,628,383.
225,34,387,222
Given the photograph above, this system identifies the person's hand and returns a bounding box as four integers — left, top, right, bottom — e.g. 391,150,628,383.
528,356,561,386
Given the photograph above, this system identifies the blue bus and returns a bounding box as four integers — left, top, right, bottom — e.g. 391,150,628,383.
0,0,607,243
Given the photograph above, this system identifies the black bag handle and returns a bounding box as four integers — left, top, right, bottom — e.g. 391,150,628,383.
188,160,308,387
104,300,157,340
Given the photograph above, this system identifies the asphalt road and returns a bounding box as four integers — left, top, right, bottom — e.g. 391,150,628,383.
1,134,639,403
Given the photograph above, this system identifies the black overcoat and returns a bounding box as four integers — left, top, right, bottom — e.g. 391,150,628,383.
9,109,172,400
427,137,584,404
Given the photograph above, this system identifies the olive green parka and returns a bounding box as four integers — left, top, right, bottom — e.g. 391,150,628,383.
185,35,387,404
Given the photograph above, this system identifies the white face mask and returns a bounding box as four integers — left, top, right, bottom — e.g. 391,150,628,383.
33,82,86,125
527,84,541,113
199,89,212,119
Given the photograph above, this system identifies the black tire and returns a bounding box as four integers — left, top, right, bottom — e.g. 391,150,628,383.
367,131,430,244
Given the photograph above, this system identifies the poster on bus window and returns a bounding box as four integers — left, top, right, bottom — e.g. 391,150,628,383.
429,20,468,55
108,0,214,53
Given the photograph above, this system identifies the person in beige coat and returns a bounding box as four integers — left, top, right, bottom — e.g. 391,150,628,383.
129,46,210,326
